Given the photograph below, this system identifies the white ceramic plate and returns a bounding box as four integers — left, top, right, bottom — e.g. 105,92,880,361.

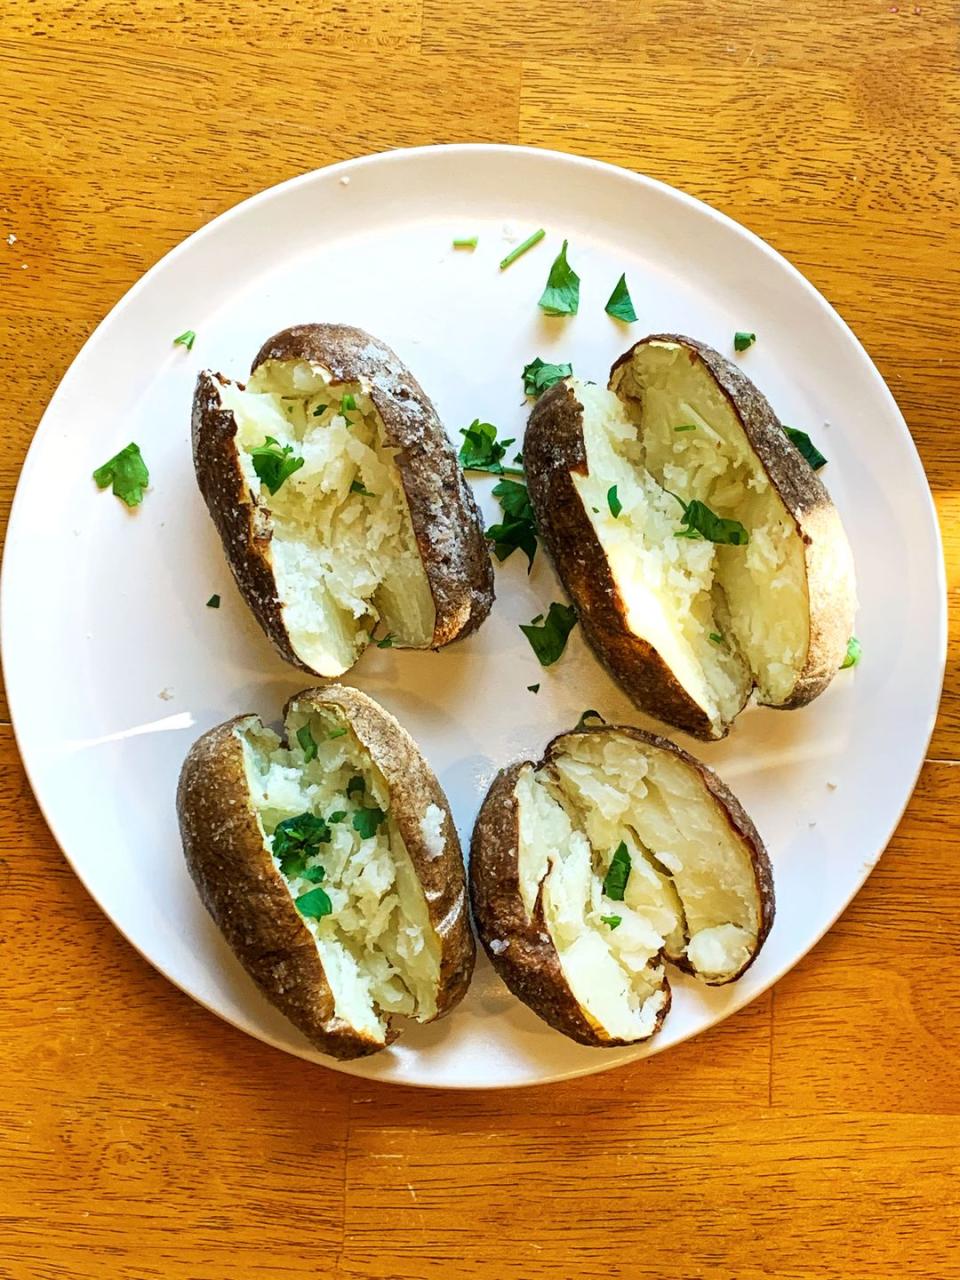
1,145,945,1089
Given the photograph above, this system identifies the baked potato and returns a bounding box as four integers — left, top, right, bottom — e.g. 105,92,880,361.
192,324,494,677
524,335,856,739
470,723,774,1047
177,684,475,1059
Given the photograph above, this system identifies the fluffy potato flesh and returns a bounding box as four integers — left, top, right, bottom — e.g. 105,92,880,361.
516,731,762,1038
219,358,435,676
238,705,442,1043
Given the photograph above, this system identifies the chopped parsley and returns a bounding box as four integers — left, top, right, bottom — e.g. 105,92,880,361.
376,632,395,649
173,329,196,351
607,485,622,518
206,594,220,608
602,842,631,901
340,393,357,414
708,631,725,646
328,810,347,823
328,727,348,740
296,723,318,763
600,915,622,930
841,636,862,669
301,864,327,884
527,683,540,693
783,425,827,471
499,227,545,271
670,493,749,546
350,479,374,496
296,885,333,919
93,442,149,507
734,331,756,352
575,709,606,731
458,420,523,476
520,602,578,666
453,236,478,249
312,404,327,417
250,436,304,495
522,357,573,398
346,775,365,798
604,274,637,323
538,239,580,316
674,424,697,432
485,478,538,570
352,807,386,838
272,812,331,878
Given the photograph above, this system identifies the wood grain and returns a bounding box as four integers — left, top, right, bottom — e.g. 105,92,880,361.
0,3,957,1274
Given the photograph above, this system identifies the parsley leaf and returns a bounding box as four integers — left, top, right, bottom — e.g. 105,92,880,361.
251,436,304,495
206,594,220,609
296,885,333,919
377,632,395,649
173,330,196,351
352,807,386,839
600,915,622,930
708,631,725,646
346,775,365,798
340,393,357,414
272,812,331,878
328,727,347,740
674,424,697,432
575,709,606,731
527,683,540,693
458,420,523,476
783,425,827,471
841,636,862,669
670,493,749,546
734,331,756,352
500,228,545,270
520,602,578,666
93,443,149,507
328,810,347,823
604,274,637,323
350,479,374,496
522,357,573,398
485,478,538,570
607,485,622,518
296,723,318,763
538,240,580,316
602,842,631,901
302,864,326,884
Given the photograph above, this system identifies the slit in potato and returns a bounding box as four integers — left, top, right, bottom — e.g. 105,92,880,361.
219,361,435,675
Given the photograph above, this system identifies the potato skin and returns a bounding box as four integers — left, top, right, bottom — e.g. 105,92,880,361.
525,380,729,740
469,763,666,1047
469,725,775,1046
177,686,475,1059
251,324,495,648
610,334,856,711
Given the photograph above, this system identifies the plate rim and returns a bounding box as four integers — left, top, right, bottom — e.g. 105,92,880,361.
0,143,947,1089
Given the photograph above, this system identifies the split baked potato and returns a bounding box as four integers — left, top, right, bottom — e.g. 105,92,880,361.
177,685,475,1059
192,324,494,677
470,723,774,1047
524,335,857,739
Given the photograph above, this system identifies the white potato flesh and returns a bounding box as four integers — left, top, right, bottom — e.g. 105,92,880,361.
549,733,761,981
219,358,435,676
610,342,811,708
239,707,441,1043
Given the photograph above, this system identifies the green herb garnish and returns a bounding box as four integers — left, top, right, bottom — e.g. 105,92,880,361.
250,436,304,495
602,842,631,901
522,357,573,398
575,709,606,731
272,812,331,878
607,485,622,519
841,636,862,669
328,728,347,740
173,330,196,351
538,239,580,316
346,775,365,798
527,683,540,693
352,807,386,838
485,479,538,570
302,864,326,884
453,236,478,249
312,403,327,417
671,494,749,546
708,632,724,646
328,810,347,823
350,479,374,496
206,594,220,608
520,602,578,666
600,915,622,929
377,632,395,649
734,331,756,352
674,424,697,432
340,393,357,414
783,426,827,471
499,228,545,271
296,723,318,763
458,420,523,476
93,442,149,508
604,274,637,323
296,885,333,919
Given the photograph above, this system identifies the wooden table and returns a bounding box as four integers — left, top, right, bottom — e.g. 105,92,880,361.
1,4,957,1276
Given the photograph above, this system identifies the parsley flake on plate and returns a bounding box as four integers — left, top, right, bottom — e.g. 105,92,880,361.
485,478,538,570
93,442,149,507
453,236,478,249
527,683,540,694
173,329,196,351
538,239,580,316
522,357,573,398
251,436,304,495
841,636,862,669
520,602,578,666
499,228,545,271
575,709,606,731
458,420,523,476
783,425,827,471
734,331,756,352
604,274,637,323
206,594,220,609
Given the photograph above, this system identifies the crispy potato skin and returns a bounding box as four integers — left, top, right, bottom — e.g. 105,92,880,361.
177,687,475,1060
611,334,856,710
251,324,494,648
525,380,725,740
470,725,774,1046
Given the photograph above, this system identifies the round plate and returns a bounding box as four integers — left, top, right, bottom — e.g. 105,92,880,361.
1,145,945,1089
